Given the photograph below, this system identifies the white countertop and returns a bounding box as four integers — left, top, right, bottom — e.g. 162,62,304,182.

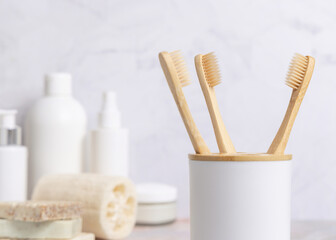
129,220,336,239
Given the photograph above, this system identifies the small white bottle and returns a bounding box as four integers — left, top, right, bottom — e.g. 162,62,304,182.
91,92,129,176
25,73,87,195
0,110,27,201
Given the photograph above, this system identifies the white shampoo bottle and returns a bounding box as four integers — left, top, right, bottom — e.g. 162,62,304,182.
0,110,27,201
25,73,87,195
91,92,129,176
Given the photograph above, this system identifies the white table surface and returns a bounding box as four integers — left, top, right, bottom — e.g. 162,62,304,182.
128,220,336,240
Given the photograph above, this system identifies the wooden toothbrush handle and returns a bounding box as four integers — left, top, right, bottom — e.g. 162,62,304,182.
267,90,302,154
173,87,211,154
207,88,236,153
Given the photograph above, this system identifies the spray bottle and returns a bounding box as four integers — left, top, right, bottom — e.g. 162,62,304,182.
90,92,129,176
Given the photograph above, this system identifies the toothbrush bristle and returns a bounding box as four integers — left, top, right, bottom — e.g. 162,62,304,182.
201,52,221,87
286,53,308,89
169,50,191,87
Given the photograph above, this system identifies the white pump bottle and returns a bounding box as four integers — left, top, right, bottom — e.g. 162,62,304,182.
0,110,27,201
90,92,129,176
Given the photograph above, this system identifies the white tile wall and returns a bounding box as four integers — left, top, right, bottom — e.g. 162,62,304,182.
0,0,335,219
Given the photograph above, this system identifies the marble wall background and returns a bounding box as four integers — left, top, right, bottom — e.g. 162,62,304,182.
0,0,335,219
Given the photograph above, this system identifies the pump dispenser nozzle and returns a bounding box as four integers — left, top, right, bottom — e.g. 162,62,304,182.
0,109,21,145
0,110,17,129
99,92,121,129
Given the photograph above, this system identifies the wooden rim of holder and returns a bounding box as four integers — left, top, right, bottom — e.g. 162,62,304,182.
188,153,292,162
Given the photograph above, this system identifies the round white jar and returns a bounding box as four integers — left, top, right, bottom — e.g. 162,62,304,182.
136,183,177,225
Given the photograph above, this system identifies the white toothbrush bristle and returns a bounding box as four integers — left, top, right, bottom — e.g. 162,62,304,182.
201,52,221,87
286,53,308,89
169,50,191,87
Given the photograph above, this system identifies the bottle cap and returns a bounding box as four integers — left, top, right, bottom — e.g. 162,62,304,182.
136,183,178,204
45,73,72,96
98,91,121,128
0,109,21,145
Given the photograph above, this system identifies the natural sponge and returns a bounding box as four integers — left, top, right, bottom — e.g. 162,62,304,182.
32,174,137,240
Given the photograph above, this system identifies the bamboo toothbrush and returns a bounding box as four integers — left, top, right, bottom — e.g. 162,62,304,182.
195,52,236,154
267,53,315,154
159,51,210,154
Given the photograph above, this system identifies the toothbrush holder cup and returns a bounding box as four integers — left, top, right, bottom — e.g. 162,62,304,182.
189,153,292,240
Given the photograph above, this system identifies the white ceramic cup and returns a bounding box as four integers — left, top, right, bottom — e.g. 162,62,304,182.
189,153,292,240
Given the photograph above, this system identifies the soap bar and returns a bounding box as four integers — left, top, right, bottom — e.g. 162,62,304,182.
0,218,82,239
65,232,94,240
0,232,94,240
0,201,82,222
33,174,137,239
66,232,95,240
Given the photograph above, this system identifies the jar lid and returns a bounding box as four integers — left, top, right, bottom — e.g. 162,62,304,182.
136,183,177,204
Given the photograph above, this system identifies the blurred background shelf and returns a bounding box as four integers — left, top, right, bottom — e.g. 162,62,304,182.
129,220,336,240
